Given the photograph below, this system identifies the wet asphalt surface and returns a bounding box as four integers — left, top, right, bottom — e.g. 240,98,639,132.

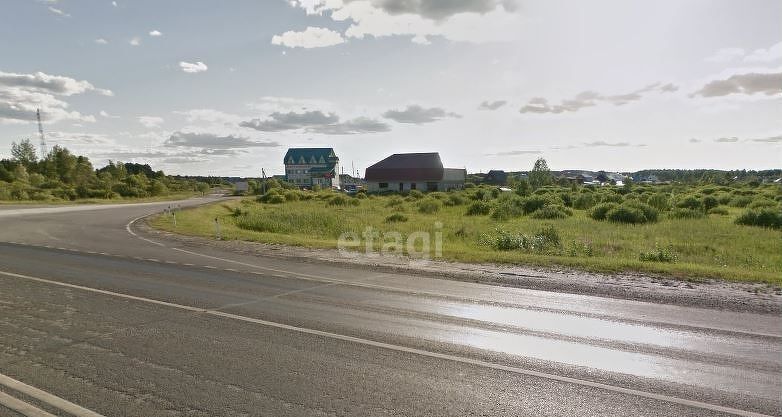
0,198,780,416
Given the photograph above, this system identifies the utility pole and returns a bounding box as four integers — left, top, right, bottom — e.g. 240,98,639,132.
36,109,47,157
261,168,267,195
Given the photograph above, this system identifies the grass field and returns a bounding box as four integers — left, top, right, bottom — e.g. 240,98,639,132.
150,184,782,285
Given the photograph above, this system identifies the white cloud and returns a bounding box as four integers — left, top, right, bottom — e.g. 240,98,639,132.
99,110,119,119
129,37,141,46
271,26,345,49
0,70,111,124
47,6,70,17
744,41,782,63
705,47,744,63
112,1,118,7
179,61,208,73
138,116,164,128
149,30,163,37
175,109,242,124
284,0,524,45
95,38,108,45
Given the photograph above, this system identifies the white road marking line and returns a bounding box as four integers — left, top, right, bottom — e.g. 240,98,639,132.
125,215,165,247
0,373,105,417
0,390,58,417
0,269,771,417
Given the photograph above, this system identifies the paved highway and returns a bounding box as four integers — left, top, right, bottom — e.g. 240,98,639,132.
0,198,780,416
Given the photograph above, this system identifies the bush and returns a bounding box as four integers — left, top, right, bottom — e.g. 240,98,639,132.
266,194,285,204
707,206,729,215
729,196,752,208
479,224,561,253
647,193,670,210
385,213,409,223
639,244,678,263
521,195,550,214
749,198,777,209
590,202,619,220
624,201,659,223
386,196,405,207
668,208,704,219
735,208,782,229
702,195,719,211
417,198,441,214
283,190,300,201
466,201,492,216
328,195,349,206
444,193,466,206
676,195,703,211
408,189,424,199
606,205,647,224
531,204,572,219
573,193,597,210
491,197,525,220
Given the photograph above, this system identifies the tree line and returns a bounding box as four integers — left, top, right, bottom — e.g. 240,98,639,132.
0,139,210,201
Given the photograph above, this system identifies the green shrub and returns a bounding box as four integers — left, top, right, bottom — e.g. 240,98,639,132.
479,225,561,253
283,190,300,201
386,196,405,207
491,196,525,220
266,194,285,204
599,193,623,203
749,198,777,209
573,193,597,210
385,213,409,223
417,198,441,214
522,195,550,214
328,195,349,206
624,201,659,223
735,208,782,229
531,204,572,219
590,202,619,220
702,195,719,211
729,196,752,208
466,201,492,216
707,206,729,215
676,195,703,211
444,193,466,206
639,244,678,263
408,189,424,199
606,205,647,224
668,208,704,219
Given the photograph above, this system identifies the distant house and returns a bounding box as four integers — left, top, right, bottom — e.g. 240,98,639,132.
484,170,508,185
364,152,466,192
284,148,340,189
339,174,365,192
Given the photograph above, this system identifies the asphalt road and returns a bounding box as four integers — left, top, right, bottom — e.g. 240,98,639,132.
0,197,780,417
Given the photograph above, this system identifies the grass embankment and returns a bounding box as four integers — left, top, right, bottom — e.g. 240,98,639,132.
150,187,782,286
0,191,202,206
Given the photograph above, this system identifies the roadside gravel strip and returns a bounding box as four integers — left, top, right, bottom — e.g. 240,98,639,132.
136,215,782,314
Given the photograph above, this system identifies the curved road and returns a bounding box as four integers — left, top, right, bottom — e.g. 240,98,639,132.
0,198,780,416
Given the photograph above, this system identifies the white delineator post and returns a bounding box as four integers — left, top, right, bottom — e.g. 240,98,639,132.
215,217,221,240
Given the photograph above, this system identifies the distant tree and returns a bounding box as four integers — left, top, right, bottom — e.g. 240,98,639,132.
528,158,552,190
515,179,531,196
11,139,37,167
196,182,210,195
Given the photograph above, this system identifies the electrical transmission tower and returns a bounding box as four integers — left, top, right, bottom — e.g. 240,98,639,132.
36,108,48,157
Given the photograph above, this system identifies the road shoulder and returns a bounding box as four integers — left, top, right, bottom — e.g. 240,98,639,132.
137,217,782,314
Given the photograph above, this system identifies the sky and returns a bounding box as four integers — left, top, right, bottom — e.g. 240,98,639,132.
0,0,780,176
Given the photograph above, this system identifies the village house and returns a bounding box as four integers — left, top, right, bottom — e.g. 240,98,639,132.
483,170,508,185
284,148,340,189
364,152,466,192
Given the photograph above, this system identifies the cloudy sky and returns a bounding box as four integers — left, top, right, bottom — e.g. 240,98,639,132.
0,0,780,176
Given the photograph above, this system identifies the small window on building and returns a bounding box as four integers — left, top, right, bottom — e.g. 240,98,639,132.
410,183,416,190
379,182,388,188
426,182,439,192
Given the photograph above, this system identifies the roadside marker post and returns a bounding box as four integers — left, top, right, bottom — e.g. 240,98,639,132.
172,212,176,227
215,217,221,240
